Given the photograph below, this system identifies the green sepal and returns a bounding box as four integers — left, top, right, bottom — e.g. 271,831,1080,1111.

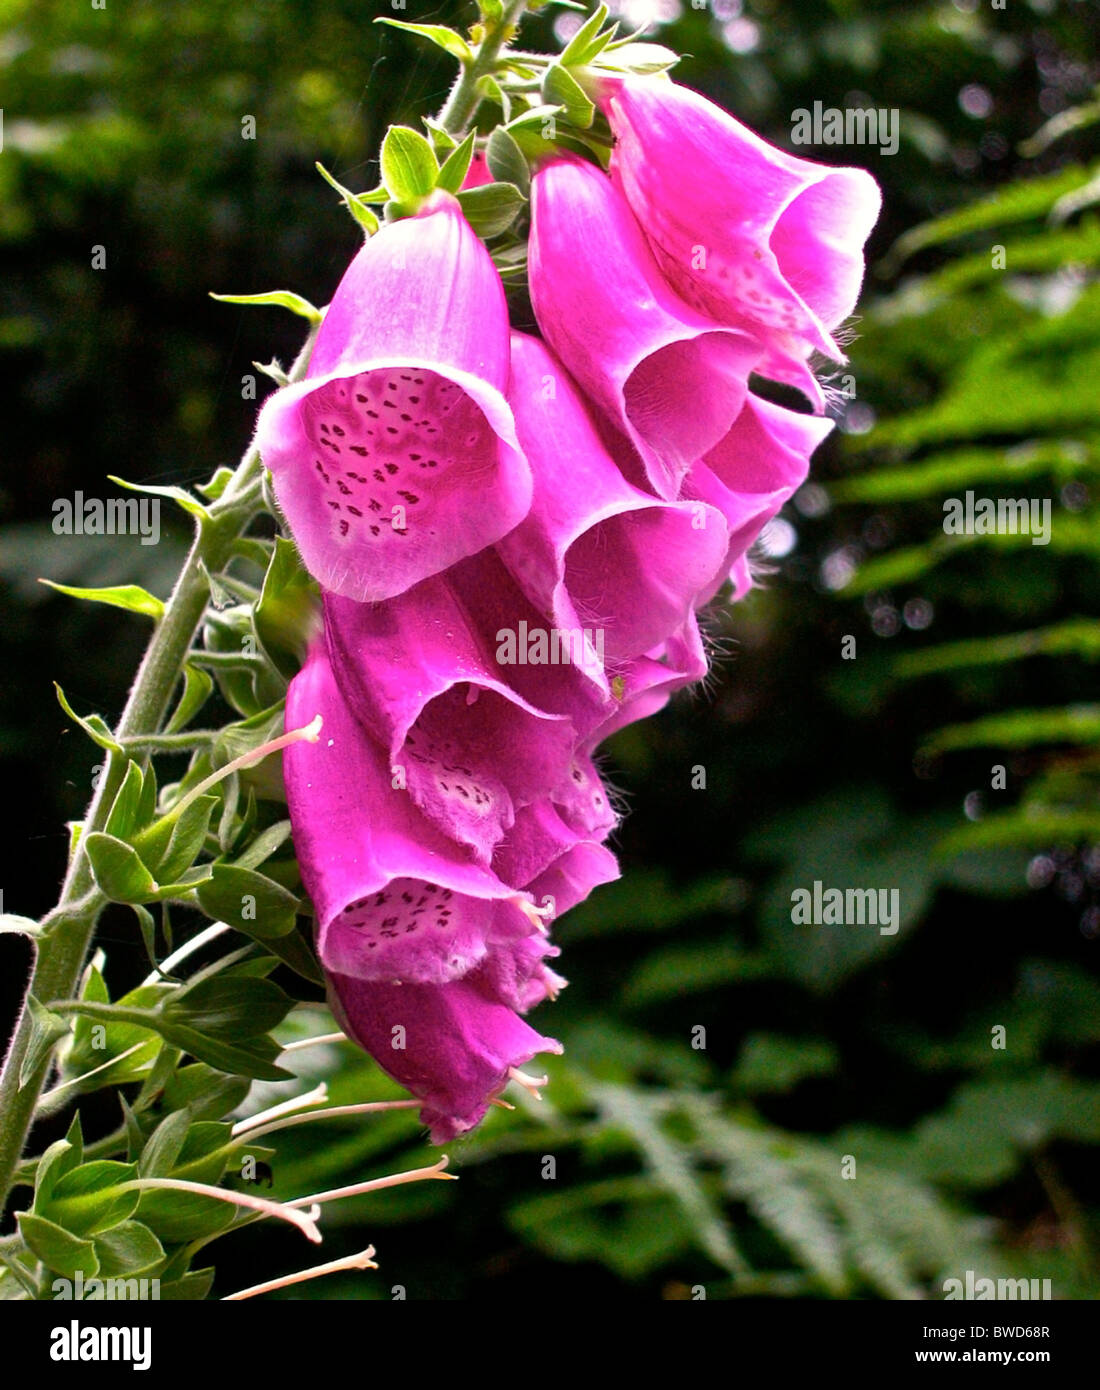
456,182,526,238
18,1213,99,1280
39,581,164,621
486,126,531,197
436,130,477,195
254,537,319,679
559,3,614,65
85,833,158,904
541,63,595,128
104,761,147,841
209,289,322,323
380,124,440,205
92,1221,165,1279
40,1160,141,1237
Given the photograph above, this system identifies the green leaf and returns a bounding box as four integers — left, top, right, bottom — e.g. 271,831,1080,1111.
380,125,439,204
375,19,473,63
313,163,380,236
882,162,1098,270
163,1063,251,1123
18,1213,99,1280
895,619,1100,680
541,63,595,127
486,127,530,197
20,995,70,1088
164,975,294,1039
435,131,477,195
39,581,164,621
44,1161,141,1237
456,182,526,238
923,703,1100,754
209,290,322,323
85,833,159,904
196,864,299,939
54,685,123,756
733,1034,838,1095
165,664,215,735
107,475,211,523
92,1221,165,1279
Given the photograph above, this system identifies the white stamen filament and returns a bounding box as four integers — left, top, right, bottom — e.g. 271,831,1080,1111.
123,1178,322,1242
278,1031,348,1054
231,1083,329,1138
283,1156,455,1210
169,714,323,821
222,1245,378,1301
235,1099,420,1144
508,1066,548,1100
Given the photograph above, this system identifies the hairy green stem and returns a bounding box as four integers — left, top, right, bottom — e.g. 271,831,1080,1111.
0,330,316,1215
437,0,532,136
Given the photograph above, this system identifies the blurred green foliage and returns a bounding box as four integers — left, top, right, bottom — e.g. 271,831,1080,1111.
2,0,1100,1299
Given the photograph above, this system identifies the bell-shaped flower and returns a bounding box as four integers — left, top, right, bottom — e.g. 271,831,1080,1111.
603,76,881,407
253,195,531,602
686,394,833,602
529,158,763,499
499,332,729,674
284,644,544,987
327,967,562,1144
323,571,579,865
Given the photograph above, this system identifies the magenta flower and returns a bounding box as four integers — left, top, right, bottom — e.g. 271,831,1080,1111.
529,158,763,499
323,570,577,865
284,644,543,987
328,968,562,1143
686,394,834,602
500,332,729,669
253,196,531,602
603,76,881,407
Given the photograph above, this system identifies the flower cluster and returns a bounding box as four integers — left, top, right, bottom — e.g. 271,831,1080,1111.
254,73,879,1141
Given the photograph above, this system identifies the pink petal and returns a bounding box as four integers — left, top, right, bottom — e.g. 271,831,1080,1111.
606,77,880,389
253,201,532,601
529,158,763,499
501,332,729,666
285,645,535,986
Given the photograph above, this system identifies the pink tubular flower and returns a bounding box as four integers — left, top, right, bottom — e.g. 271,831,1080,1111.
253,196,531,602
284,644,542,987
685,394,834,602
500,332,728,670
529,158,763,499
603,76,881,407
327,968,562,1143
323,573,577,865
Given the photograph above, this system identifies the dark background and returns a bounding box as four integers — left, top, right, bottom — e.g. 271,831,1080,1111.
2,0,1100,1298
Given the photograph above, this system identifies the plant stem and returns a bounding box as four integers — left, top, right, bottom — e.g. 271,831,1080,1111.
437,0,532,136
0,330,317,1216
